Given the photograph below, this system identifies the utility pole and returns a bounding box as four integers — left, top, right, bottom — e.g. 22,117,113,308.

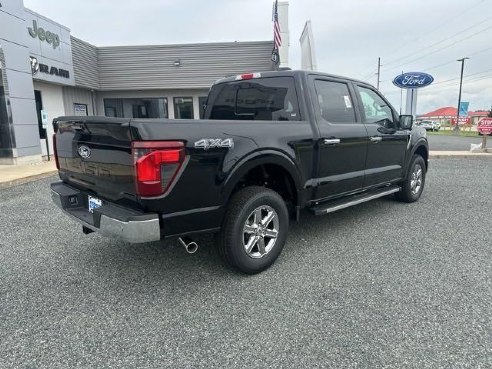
454,57,469,133
376,57,381,90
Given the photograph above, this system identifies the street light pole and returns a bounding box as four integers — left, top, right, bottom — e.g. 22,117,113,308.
376,57,381,90
399,70,403,115
454,57,469,133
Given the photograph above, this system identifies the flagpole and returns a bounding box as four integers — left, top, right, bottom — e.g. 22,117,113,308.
271,0,281,70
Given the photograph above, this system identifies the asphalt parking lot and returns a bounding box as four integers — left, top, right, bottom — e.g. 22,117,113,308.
1,158,491,368
427,133,484,151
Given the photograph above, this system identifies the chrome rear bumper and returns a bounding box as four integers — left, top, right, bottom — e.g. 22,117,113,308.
50,182,161,243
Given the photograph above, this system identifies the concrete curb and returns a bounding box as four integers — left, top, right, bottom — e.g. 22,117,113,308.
0,170,58,189
430,151,492,159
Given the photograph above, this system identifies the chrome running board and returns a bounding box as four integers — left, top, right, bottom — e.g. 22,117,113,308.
310,186,400,216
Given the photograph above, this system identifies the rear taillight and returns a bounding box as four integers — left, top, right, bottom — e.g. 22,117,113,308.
131,141,185,197
52,134,60,170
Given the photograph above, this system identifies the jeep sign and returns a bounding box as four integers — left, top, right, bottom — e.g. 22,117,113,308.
28,20,60,49
24,8,75,86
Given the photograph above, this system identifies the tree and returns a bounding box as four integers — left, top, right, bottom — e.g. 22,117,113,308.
488,106,492,118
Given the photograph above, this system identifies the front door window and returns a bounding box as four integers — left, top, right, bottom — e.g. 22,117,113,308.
356,86,395,129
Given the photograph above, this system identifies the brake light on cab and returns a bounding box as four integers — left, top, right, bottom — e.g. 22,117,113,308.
235,72,261,80
131,141,185,197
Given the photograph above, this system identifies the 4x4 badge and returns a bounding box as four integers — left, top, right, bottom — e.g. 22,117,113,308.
194,138,234,150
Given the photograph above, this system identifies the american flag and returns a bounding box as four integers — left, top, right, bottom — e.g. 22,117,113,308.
273,0,282,50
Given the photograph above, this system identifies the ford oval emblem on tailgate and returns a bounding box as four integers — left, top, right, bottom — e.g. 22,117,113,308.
78,145,91,159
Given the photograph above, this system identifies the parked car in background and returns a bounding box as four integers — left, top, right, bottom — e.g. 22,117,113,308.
418,120,440,132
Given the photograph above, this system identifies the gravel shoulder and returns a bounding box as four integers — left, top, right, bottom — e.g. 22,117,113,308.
1,159,491,368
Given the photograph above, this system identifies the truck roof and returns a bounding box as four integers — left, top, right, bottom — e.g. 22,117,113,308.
215,69,370,86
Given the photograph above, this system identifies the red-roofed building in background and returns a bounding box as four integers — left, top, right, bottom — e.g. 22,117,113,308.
419,107,457,119
469,110,490,125
417,107,489,126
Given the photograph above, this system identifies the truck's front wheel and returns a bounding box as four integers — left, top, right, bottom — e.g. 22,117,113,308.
218,186,289,274
395,154,426,203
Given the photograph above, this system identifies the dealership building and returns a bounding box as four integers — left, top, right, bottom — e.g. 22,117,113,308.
0,0,288,164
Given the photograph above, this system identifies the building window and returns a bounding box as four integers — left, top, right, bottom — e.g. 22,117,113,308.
103,98,168,118
174,97,194,119
73,103,88,116
104,99,121,117
199,96,207,119
105,106,117,117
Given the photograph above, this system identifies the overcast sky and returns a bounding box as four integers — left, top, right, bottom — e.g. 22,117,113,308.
24,0,492,114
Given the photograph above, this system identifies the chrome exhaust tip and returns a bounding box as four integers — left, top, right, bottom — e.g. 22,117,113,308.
178,237,198,254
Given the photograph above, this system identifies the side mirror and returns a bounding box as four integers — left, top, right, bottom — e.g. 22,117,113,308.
400,115,413,130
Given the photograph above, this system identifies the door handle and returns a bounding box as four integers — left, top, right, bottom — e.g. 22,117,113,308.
369,136,382,143
323,138,341,145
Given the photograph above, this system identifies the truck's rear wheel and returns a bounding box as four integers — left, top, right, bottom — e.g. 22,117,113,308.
395,154,426,203
217,186,289,274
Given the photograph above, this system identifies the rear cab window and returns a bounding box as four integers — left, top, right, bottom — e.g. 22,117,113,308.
205,76,301,121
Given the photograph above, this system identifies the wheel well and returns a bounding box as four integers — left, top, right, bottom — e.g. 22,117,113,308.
231,164,297,209
414,145,428,169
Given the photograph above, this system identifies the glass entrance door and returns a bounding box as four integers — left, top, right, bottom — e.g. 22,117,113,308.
34,90,45,140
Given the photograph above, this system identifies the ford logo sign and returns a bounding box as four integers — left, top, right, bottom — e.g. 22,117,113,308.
393,72,434,89
78,145,91,159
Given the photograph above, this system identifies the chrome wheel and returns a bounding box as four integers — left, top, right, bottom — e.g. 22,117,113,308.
243,205,279,259
410,163,423,195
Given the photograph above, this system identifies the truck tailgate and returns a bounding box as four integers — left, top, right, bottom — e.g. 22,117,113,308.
54,117,136,205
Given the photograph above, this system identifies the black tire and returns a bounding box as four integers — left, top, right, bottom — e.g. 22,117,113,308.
217,186,289,274
395,155,426,203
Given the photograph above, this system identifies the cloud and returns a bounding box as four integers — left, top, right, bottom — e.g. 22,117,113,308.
24,0,492,112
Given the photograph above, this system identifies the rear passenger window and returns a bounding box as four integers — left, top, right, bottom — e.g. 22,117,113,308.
314,80,356,123
207,77,301,121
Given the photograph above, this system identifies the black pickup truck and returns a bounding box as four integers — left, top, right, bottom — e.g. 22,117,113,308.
51,70,428,274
